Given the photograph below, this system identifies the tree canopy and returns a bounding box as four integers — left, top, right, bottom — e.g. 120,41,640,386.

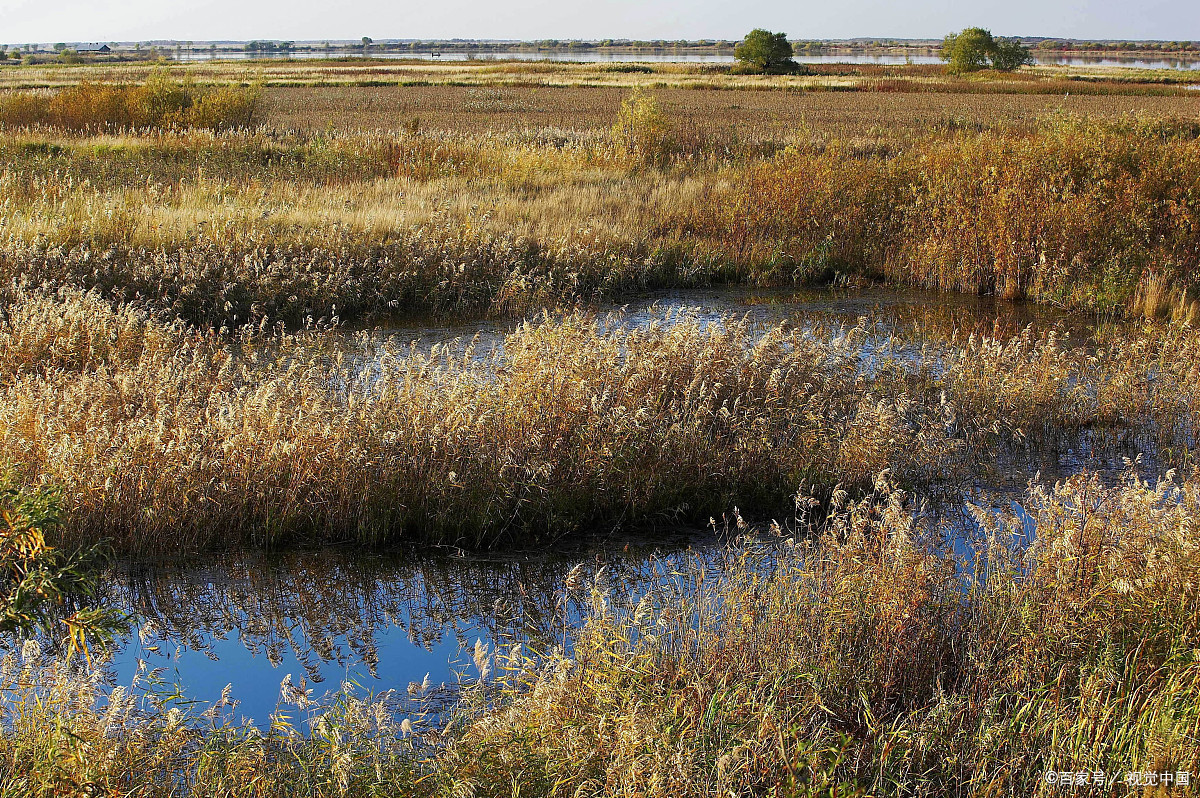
734,29,798,73
941,28,1033,73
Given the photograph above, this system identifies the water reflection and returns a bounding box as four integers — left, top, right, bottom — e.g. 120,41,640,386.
103,537,702,723
352,285,1087,363
170,49,1200,70
92,286,1183,724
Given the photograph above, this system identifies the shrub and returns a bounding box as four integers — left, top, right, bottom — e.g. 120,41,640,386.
992,37,1035,71
0,471,122,659
0,70,260,132
611,87,673,166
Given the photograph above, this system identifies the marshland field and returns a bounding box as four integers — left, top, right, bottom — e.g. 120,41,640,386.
1,57,1200,796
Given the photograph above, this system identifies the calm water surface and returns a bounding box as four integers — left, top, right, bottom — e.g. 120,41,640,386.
170,49,1200,70
98,287,1128,723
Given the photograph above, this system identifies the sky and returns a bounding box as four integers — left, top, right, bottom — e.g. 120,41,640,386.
0,0,1196,45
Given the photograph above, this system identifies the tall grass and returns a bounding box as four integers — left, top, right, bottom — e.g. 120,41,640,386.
679,117,1200,317
0,289,1196,554
434,469,1200,796
0,70,260,132
3,469,1196,795
1,113,1198,323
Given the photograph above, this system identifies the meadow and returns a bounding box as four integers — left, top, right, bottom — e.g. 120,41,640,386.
1,60,1199,796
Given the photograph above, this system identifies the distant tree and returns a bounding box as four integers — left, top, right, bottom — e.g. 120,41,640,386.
53,42,67,52
991,37,1034,71
734,28,799,73
941,28,994,73
362,37,373,47
942,27,1033,73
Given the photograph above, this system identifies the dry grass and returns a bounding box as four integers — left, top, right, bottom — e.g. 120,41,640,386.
0,289,1196,554
435,469,1200,796
260,83,1200,135
0,71,260,132
3,468,1197,796
2,60,1199,798
2,112,1200,324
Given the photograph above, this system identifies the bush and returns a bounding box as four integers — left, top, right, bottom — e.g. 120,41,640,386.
611,87,673,166
0,471,122,659
0,70,261,132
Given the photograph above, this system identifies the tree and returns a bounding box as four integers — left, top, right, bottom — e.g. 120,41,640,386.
942,28,1034,73
734,28,798,73
991,37,1034,71
941,27,994,73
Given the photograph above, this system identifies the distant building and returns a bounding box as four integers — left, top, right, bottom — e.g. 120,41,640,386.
76,43,112,53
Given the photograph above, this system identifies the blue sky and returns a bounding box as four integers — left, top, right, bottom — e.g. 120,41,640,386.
0,0,1195,44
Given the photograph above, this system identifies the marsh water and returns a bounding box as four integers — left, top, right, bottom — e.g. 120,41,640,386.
100,286,1125,723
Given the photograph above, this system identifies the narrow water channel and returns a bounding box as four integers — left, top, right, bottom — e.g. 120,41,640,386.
98,286,1133,724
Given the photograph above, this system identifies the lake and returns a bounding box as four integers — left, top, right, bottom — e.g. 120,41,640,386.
170,49,1200,71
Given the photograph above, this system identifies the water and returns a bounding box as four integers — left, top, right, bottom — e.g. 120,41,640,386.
89,287,1135,725
168,49,1200,71
354,285,1084,360
104,539,705,724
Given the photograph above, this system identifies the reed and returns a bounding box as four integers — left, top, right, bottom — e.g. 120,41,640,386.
1,112,1198,324
0,290,1196,554
434,468,1200,796
0,70,260,131
3,469,1196,796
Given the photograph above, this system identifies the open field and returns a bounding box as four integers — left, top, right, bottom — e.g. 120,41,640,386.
262,83,1200,133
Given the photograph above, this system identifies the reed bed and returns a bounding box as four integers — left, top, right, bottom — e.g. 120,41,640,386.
434,468,1200,796
2,111,1199,324
676,116,1200,317
0,289,1196,554
3,468,1197,796
0,71,261,131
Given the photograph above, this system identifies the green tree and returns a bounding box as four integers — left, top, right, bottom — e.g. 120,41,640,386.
991,37,1034,71
941,27,994,73
942,28,1034,73
734,28,798,73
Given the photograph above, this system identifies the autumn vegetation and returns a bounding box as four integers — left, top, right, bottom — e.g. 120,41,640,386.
0,58,1198,796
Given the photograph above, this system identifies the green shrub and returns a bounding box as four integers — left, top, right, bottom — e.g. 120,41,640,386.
0,471,123,659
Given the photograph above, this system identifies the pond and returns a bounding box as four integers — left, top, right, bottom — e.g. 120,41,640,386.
94,286,1131,725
